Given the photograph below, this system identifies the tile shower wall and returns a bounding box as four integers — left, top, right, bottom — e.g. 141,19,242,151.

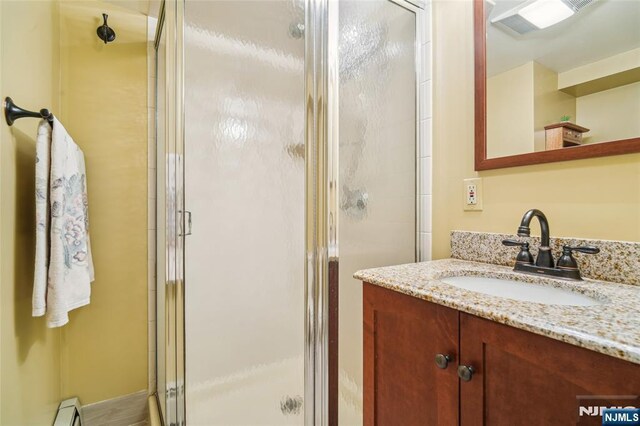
419,1,433,261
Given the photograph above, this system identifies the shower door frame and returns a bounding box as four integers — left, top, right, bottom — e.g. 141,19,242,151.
155,0,425,424
155,1,185,424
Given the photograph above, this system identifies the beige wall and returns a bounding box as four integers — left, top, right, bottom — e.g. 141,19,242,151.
1,1,148,422
577,82,640,144
533,62,576,151
57,0,148,404
0,1,63,424
487,62,534,158
488,61,577,156
432,0,640,260
558,47,640,90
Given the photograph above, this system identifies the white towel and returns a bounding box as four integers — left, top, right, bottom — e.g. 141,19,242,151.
45,117,95,327
33,120,52,317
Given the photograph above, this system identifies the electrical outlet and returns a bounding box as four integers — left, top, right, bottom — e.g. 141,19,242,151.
463,178,483,211
467,184,477,205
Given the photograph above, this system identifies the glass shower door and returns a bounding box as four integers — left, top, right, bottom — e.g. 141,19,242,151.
183,1,306,424
155,0,420,424
336,1,418,424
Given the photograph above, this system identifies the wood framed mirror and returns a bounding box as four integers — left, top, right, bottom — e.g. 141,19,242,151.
474,0,640,171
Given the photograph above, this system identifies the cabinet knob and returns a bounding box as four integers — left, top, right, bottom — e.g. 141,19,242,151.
435,354,452,369
457,365,475,381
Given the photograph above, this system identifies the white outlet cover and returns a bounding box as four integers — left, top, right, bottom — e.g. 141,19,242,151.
463,178,483,211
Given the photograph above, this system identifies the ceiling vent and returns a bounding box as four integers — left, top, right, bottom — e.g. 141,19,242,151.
562,0,596,9
491,0,596,35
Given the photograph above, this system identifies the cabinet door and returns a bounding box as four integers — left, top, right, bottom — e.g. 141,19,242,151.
364,283,459,425
460,313,640,426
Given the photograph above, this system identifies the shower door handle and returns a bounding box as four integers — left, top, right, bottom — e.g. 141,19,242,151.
179,210,192,236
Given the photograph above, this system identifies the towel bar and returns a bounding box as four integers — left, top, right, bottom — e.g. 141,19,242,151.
3,97,54,127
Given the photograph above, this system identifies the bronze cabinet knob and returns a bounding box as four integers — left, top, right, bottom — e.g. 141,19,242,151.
435,354,452,369
457,365,475,381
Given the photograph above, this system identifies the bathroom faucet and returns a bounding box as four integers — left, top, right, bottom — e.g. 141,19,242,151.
516,209,553,268
502,209,600,280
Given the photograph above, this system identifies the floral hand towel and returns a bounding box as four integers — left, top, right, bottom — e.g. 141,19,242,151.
45,117,94,327
33,120,52,317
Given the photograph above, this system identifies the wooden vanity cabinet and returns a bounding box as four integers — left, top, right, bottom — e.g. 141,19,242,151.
363,283,640,426
460,314,640,425
364,283,460,425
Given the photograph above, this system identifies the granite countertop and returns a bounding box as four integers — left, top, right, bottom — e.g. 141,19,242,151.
354,259,640,365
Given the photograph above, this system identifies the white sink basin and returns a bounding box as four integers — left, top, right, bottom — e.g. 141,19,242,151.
440,276,601,306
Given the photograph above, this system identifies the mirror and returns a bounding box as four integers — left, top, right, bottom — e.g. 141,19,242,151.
474,0,640,170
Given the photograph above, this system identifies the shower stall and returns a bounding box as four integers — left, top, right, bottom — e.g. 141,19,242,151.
155,0,425,424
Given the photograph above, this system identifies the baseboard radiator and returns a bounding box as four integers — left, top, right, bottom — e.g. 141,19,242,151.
53,398,83,426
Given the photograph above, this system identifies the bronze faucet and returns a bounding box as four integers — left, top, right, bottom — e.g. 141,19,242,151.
502,209,599,281
516,209,554,268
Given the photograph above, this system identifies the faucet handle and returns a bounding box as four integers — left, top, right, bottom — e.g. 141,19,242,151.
563,245,600,255
502,239,534,264
502,239,523,247
557,245,600,269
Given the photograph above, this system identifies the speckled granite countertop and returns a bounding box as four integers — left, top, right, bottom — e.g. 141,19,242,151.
354,259,640,365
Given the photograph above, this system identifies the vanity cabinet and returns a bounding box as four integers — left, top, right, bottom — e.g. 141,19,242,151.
364,283,640,426
363,284,458,426
364,283,459,425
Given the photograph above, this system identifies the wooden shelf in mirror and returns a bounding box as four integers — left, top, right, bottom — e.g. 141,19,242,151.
544,122,589,150
473,0,640,171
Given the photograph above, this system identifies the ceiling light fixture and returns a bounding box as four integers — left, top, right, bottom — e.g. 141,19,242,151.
490,0,589,35
518,0,575,29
